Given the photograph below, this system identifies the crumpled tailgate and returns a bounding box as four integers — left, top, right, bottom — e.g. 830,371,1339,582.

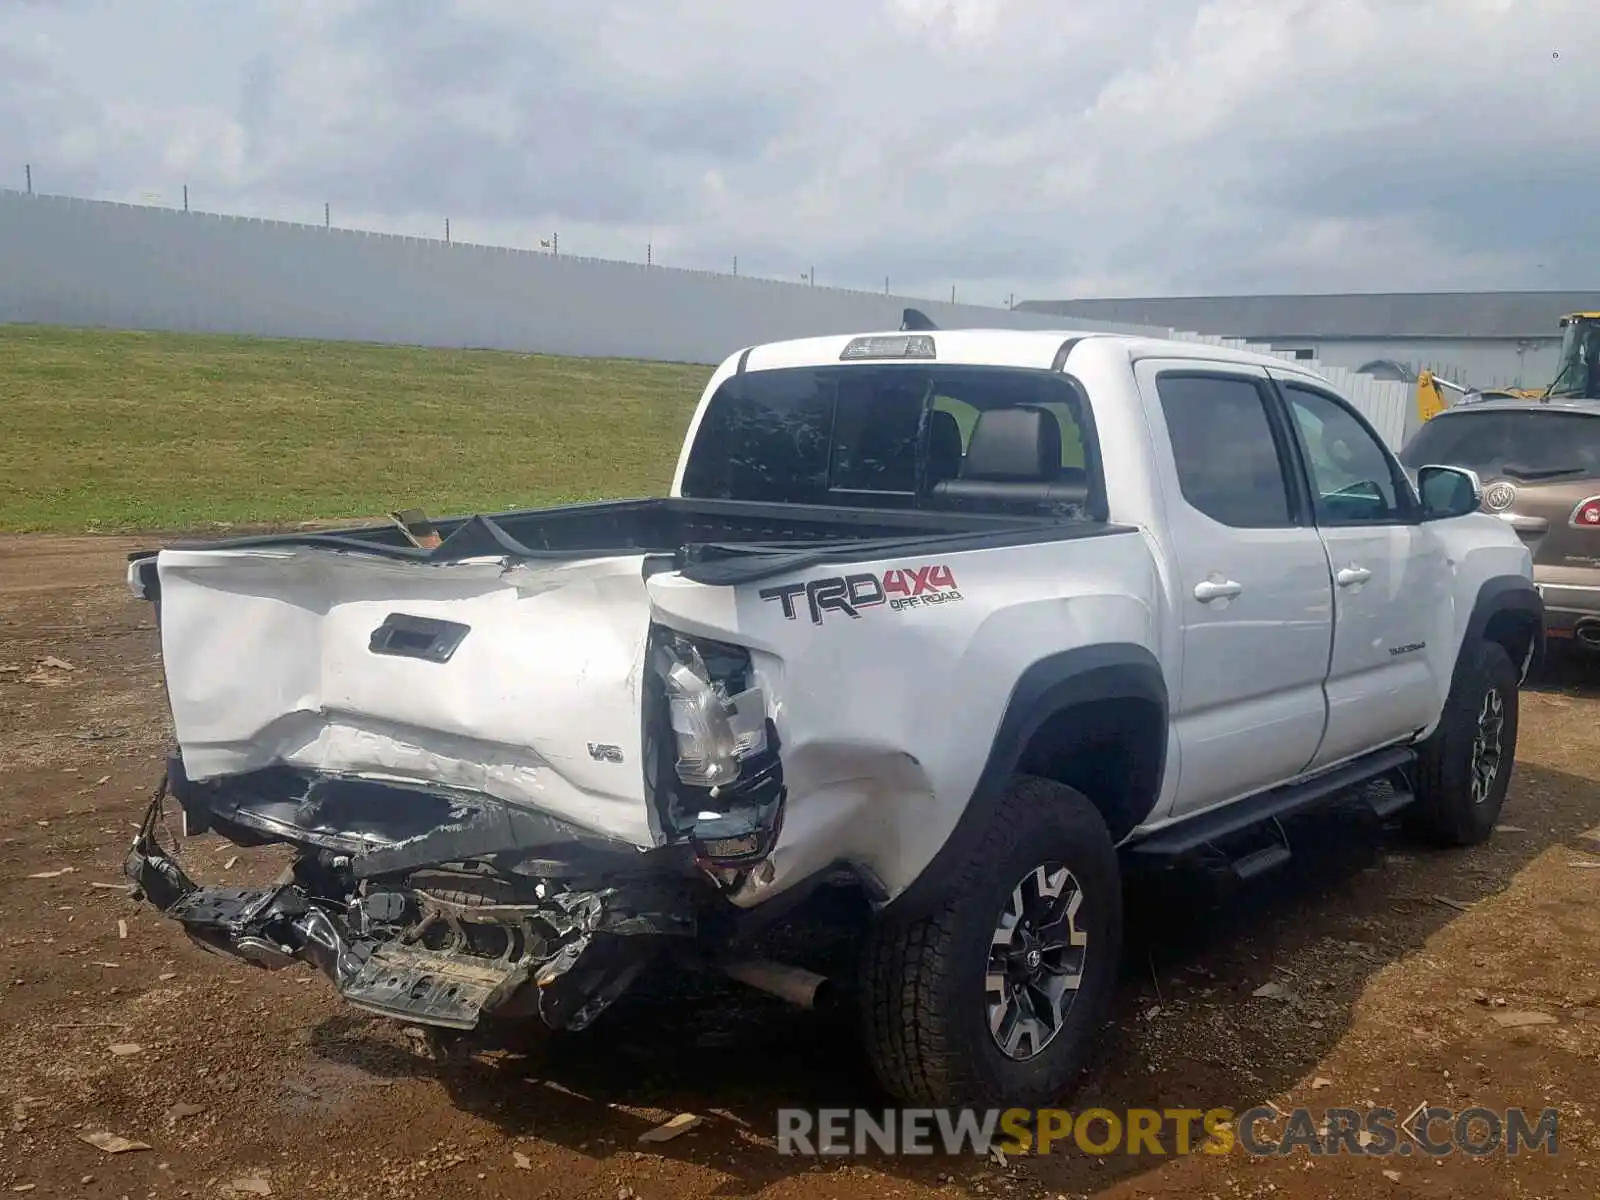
150,545,660,846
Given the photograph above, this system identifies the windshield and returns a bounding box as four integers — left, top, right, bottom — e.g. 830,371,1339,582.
678,364,1100,516
1548,320,1600,399
1399,409,1600,479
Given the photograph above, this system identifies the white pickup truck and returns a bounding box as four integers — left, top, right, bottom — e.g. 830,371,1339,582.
124,320,1543,1108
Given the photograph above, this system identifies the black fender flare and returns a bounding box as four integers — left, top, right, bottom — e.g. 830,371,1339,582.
884,642,1168,921
1462,574,1544,682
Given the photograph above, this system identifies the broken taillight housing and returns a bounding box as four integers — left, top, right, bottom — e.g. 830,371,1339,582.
647,628,785,874
654,638,767,789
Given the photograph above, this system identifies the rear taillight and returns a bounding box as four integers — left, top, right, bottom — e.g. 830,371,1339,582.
1571,497,1600,528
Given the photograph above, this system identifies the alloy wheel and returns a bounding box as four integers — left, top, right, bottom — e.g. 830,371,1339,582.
1470,686,1505,805
984,864,1089,1061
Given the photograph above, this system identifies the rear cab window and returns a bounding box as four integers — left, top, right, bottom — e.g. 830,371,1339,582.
679,363,1105,519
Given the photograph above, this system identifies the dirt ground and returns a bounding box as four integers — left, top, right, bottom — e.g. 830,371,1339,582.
2,532,1598,1200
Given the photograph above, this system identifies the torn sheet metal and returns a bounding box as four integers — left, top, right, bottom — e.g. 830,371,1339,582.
123,785,696,1032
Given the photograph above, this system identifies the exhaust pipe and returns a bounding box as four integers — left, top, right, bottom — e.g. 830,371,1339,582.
1577,619,1600,648
720,959,833,1010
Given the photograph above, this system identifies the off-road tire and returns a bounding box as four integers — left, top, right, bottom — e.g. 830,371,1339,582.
859,775,1121,1107
1405,638,1520,846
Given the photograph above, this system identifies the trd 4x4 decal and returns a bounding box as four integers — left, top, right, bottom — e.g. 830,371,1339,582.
759,565,963,625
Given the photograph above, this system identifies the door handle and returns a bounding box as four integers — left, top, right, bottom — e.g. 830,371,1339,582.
1335,566,1372,587
1193,579,1243,602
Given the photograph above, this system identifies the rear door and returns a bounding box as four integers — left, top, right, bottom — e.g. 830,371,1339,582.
1271,372,1446,768
1136,361,1335,817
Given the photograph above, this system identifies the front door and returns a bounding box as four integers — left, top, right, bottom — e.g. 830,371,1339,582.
1271,373,1446,768
1137,361,1336,817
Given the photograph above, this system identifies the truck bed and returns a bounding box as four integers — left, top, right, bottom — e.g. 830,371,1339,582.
134,496,1120,588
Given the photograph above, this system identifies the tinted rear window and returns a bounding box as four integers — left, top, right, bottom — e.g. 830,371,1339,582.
679,364,1098,514
1399,409,1600,479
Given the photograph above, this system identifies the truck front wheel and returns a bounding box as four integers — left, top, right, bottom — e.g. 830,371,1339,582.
1405,637,1520,846
859,776,1122,1107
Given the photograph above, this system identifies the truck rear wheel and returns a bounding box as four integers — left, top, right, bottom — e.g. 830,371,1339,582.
859,776,1121,1107
1405,638,1520,846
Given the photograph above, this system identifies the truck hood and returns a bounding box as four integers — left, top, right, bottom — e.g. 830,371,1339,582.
149,545,662,847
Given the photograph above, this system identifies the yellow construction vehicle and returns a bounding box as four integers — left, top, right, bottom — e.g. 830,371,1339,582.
1415,368,1471,423
1475,386,1546,399
1418,372,1549,425
1549,312,1600,399
1413,312,1600,426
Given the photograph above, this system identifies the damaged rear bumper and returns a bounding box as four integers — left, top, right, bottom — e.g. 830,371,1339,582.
123,779,698,1033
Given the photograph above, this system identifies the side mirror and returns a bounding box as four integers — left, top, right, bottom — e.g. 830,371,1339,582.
1417,464,1482,520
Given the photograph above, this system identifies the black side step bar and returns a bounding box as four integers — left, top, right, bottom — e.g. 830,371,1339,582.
1126,745,1417,860
1228,826,1293,881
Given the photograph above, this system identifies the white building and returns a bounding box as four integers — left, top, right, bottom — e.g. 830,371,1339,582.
1017,292,1600,391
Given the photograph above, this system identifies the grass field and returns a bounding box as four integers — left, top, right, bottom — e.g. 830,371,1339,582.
0,325,713,533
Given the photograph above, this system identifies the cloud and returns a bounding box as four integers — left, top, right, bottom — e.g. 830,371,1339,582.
0,0,1595,302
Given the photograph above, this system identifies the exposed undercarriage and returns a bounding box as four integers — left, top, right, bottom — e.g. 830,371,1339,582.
123,759,825,1035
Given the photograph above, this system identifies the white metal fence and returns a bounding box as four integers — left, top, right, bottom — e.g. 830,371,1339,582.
0,189,1416,446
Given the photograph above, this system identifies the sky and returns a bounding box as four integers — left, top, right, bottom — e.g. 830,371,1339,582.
1,0,1595,306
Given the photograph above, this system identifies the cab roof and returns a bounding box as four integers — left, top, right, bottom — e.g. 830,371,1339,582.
735,327,1314,378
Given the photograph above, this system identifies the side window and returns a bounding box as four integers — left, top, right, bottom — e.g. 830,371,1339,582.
1281,384,1407,524
1155,374,1294,528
